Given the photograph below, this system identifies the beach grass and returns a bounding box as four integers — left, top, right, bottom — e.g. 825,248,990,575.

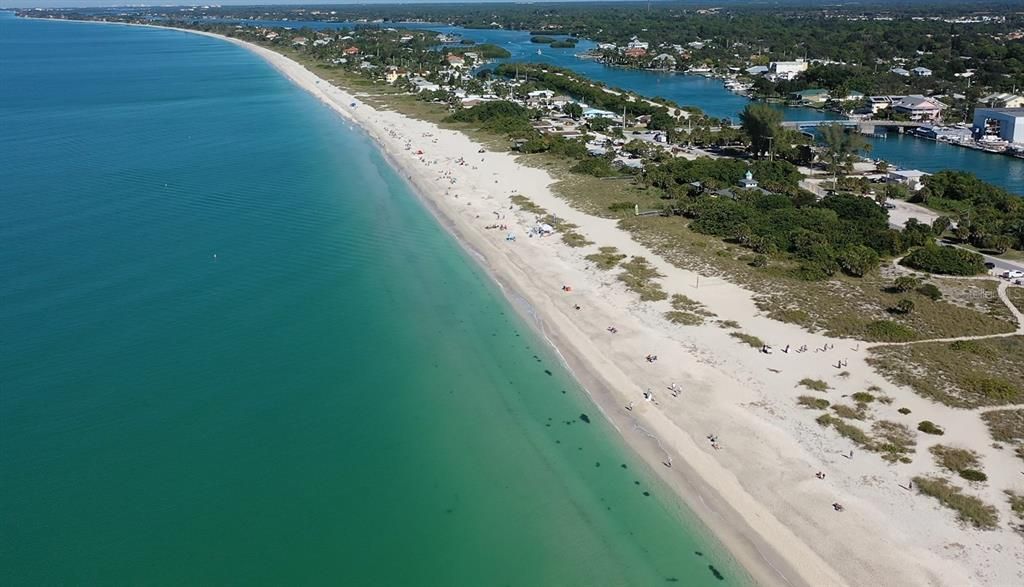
665,310,704,325
618,256,667,301
980,408,1024,444
798,378,829,392
868,337,1024,408
831,403,868,420
585,246,626,271
729,332,764,348
913,476,999,530
930,445,984,481
798,396,830,409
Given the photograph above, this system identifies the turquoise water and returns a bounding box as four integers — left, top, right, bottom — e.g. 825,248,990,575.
0,14,747,586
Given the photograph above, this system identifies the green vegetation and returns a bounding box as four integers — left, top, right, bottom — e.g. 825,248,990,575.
729,332,764,348
900,244,986,276
872,420,916,463
510,194,544,214
930,445,985,483
831,403,867,420
798,396,830,410
915,172,1024,253
585,246,626,270
1007,490,1024,525
819,124,871,178
980,409,1024,445
718,320,741,329
898,407,912,415
868,337,1024,408
816,414,872,447
664,293,714,326
913,476,998,530
798,378,829,392
851,392,875,403
917,421,945,435
618,256,666,301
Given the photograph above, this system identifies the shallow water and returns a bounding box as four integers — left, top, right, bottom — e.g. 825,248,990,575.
0,14,747,585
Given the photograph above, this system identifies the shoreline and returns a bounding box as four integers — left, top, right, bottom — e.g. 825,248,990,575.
30,16,1024,587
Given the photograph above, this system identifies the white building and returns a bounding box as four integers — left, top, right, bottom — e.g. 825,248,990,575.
768,59,808,80
911,66,933,77
972,108,1024,143
888,169,929,191
980,93,1024,109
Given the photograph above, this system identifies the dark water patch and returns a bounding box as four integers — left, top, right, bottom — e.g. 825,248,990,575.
579,413,590,424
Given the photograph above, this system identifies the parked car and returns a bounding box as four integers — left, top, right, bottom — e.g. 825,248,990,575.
984,262,996,270
1002,270,1024,279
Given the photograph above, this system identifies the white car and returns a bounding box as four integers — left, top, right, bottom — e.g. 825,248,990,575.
1002,270,1024,279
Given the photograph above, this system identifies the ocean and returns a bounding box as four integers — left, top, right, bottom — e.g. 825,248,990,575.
0,13,746,585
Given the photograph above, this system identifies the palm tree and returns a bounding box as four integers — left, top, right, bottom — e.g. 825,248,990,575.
819,124,872,185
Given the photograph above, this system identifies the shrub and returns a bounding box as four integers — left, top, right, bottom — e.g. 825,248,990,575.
730,332,764,348
913,476,998,529
892,276,920,293
898,407,912,415
798,396,830,409
832,404,867,420
918,420,945,435
959,469,988,482
585,246,626,270
718,320,741,329
900,244,986,276
664,310,702,325
570,157,619,178
930,444,980,474
892,299,915,315
851,392,876,403
838,244,880,277
798,378,829,392
917,283,943,301
750,254,768,268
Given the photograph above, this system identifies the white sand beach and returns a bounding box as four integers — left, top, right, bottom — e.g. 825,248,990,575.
186,28,1024,587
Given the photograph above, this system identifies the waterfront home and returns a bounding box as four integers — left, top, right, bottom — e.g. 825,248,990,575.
980,92,1024,109
583,108,618,120
888,169,929,191
911,66,933,77
624,47,648,59
446,54,466,68
746,65,769,75
791,88,831,105
343,46,360,56
291,37,308,47
972,108,1024,143
627,37,649,50
892,95,946,122
891,67,911,77
769,59,808,80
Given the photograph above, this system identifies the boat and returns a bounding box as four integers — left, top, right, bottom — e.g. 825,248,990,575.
536,49,542,55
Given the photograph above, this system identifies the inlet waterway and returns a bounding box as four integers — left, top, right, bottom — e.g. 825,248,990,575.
0,13,748,586
211,18,1023,194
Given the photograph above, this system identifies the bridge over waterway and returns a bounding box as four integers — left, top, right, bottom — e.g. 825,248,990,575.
781,119,927,134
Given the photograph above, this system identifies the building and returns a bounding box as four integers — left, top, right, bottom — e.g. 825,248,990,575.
445,54,466,68
624,47,648,58
972,108,1024,143
768,59,808,80
888,169,929,191
891,67,910,77
980,93,1024,109
892,95,946,122
911,66,933,77
738,169,758,189
791,88,831,104
582,108,617,120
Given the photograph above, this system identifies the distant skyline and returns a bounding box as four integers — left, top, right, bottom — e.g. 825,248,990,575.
9,0,634,9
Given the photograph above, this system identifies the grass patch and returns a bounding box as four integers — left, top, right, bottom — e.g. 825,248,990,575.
729,332,764,348
980,409,1024,444
510,194,544,214
798,378,829,392
851,392,876,403
618,256,667,301
816,414,873,447
867,336,1024,408
798,396,831,409
898,407,912,415
1007,490,1024,523
863,320,916,342
917,420,945,435
913,476,998,530
717,319,741,329
873,420,916,463
832,403,868,420
585,246,626,271
664,310,703,325
930,445,985,482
